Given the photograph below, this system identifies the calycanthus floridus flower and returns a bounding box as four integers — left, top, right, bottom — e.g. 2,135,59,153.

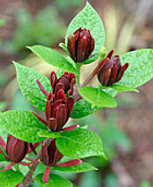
33,71,79,132
0,135,38,172
97,50,129,86
67,27,95,62
41,139,81,183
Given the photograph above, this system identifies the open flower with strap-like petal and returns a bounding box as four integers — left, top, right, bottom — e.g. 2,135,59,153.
41,139,82,184
32,71,79,132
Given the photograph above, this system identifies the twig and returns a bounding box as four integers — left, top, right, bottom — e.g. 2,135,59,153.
78,64,99,89
73,62,100,100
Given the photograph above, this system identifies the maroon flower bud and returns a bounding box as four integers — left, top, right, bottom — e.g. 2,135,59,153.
50,71,76,96
6,135,28,163
41,139,63,167
67,27,94,62
97,50,129,86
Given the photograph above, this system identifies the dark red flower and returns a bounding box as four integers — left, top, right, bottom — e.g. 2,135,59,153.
6,135,28,163
50,71,76,96
67,27,94,62
0,136,37,172
97,50,129,86
40,139,63,167
34,71,77,131
45,90,74,131
41,139,82,184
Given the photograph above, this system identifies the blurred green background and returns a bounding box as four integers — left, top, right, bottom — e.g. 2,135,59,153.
0,0,153,186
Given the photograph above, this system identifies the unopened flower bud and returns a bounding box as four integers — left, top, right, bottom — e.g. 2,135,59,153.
67,28,94,62
97,50,129,86
6,135,28,163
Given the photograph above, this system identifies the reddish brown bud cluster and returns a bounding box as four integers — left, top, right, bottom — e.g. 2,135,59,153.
35,71,76,132
97,50,129,86
67,28,94,62
6,135,28,163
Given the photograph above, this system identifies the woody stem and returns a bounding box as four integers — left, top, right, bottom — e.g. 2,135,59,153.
73,62,99,100
20,138,52,187
79,63,99,89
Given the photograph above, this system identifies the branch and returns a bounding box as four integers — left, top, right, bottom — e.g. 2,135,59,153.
73,62,99,100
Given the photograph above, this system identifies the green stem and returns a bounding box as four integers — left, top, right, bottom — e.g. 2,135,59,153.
75,63,81,86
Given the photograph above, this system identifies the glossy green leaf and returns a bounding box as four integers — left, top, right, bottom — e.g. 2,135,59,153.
65,2,105,55
0,110,48,143
79,87,117,108
14,62,50,111
119,49,153,87
111,84,139,93
0,170,24,187
71,87,117,119
28,45,76,73
71,98,100,119
56,128,104,159
36,173,73,187
38,130,61,138
54,161,97,173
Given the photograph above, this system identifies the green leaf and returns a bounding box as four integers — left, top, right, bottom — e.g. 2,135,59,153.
0,170,24,187
79,87,117,108
38,130,61,138
54,161,97,173
56,128,104,158
119,49,153,87
36,173,73,187
71,87,117,119
0,110,48,143
111,84,139,93
65,2,105,55
28,45,76,73
71,98,100,119
14,62,50,111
